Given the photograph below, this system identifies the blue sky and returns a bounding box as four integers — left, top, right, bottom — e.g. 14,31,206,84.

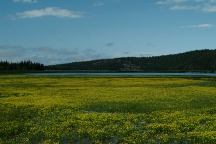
1,0,216,64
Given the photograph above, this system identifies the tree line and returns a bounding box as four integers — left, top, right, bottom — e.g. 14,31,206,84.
48,49,216,72
0,60,44,71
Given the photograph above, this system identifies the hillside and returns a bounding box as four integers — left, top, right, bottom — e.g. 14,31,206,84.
47,49,216,72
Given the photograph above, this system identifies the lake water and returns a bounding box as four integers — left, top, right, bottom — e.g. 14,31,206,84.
28,72,216,77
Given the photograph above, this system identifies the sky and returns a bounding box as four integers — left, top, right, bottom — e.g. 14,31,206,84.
1,0,216,65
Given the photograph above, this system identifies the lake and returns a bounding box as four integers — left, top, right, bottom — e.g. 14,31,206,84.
27,72,216,77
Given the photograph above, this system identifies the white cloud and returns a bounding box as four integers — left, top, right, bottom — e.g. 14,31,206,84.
93,2,105,7
14,7,84,19
156,0,216,13
180,24,215,28
156,0,188,5
170,5,200,10
13,0,37,3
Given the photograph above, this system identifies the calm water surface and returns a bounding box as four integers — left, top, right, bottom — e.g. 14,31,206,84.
28,72,216,77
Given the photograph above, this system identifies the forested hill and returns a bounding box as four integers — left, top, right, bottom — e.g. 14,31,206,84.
48,49,216,72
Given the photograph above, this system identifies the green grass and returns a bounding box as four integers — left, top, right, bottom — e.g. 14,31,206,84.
1,76,216,143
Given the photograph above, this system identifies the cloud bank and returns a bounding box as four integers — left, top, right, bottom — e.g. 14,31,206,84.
0,45,108,65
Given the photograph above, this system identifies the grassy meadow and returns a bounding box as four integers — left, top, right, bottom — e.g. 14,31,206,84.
1,75,216,143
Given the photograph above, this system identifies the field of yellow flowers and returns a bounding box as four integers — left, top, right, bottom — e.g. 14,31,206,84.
1,76,216,143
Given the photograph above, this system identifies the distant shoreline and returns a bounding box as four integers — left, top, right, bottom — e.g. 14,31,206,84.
22,71,216,77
